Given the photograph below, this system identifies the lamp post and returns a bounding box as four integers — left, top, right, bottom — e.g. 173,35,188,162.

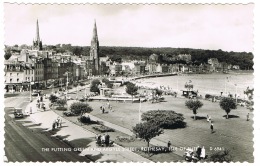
29,82,32,102
85,84,87,98
139,98,141,122
66,72,69,101
76,84,78,100
235,84,238,104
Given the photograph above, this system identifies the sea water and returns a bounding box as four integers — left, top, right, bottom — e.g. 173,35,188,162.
140,72,254,98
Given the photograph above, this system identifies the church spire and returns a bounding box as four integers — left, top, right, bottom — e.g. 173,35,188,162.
89,19,100,75
36,19,40,43
33,19,42,50
92,20,98,42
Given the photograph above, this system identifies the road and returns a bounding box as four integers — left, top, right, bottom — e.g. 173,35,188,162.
4,92,92,162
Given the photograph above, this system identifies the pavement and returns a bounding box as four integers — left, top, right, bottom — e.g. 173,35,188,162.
24,94,151,162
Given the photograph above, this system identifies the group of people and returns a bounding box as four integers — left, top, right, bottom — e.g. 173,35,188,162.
96,133,111,146
100,101,113,114
36,96,46,111
185,146,206,161
52,117,62,131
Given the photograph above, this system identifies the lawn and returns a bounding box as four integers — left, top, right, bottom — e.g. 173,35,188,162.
59,86,254,162
86,95,253,162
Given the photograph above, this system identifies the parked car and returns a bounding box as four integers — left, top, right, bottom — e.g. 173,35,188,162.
32,90,41,96
63,111,77,117
14,108,24,118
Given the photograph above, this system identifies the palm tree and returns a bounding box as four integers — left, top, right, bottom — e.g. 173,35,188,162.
185,99,203,120
219,97,237,119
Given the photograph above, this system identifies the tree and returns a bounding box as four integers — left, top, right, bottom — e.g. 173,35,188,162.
185,99,203,120
133,122,163,148
141,110,186,129
219,97,237,119
102,78,113,88
90,79,101,94
70,102,93,115
4,49,12,60
110,55,122,63
56,99,67,107
125,82,138,102
49,94,58,103
244,87,254,111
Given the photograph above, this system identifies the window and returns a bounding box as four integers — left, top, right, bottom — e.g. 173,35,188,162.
10,73,12,76
17,73,19,76
10,78,12,82
17,78,19,82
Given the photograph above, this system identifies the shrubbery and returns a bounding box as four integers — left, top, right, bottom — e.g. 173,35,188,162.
209,149,233,162
141,110,186,129
70,102,93,115
78,115,91,123
49,94,58,103
90,79,101,94
56,107,67,111
92,125,115,132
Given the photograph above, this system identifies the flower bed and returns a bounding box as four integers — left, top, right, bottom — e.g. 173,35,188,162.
92,125,115,132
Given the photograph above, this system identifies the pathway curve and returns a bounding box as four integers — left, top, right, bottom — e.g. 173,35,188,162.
24,98,151,162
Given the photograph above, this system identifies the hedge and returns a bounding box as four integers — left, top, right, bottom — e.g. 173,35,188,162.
141,110,186,129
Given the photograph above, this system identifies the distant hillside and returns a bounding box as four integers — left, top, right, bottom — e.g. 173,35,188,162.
47,45,254,70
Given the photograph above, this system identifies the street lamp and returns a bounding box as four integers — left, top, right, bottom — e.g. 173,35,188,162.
235,84,238,104
29,82,32,102
139,98,141,122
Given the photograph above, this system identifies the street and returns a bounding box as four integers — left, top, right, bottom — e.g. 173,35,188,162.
4,93,92,162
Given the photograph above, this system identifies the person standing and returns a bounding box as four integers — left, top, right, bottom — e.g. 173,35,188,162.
167,141,171,151
196,146,202,159
210,123,214,133
200,146,206,159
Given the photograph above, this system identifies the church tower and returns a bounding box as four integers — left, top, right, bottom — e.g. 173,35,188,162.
89,20,100,75
33,19,43,50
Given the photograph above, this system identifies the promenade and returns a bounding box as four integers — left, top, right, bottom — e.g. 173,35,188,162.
24,97,151,162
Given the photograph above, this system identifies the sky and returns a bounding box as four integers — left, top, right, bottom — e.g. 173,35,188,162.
4,3,254,52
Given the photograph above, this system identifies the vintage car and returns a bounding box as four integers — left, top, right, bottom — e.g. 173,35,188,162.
14,108,24,118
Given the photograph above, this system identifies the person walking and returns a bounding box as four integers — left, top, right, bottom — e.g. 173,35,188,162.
58,118,62,128
105,134,110,146
210,123,214,133
247,113,250,121
101,134,106,144
100,106,103,114
56,117,61,128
